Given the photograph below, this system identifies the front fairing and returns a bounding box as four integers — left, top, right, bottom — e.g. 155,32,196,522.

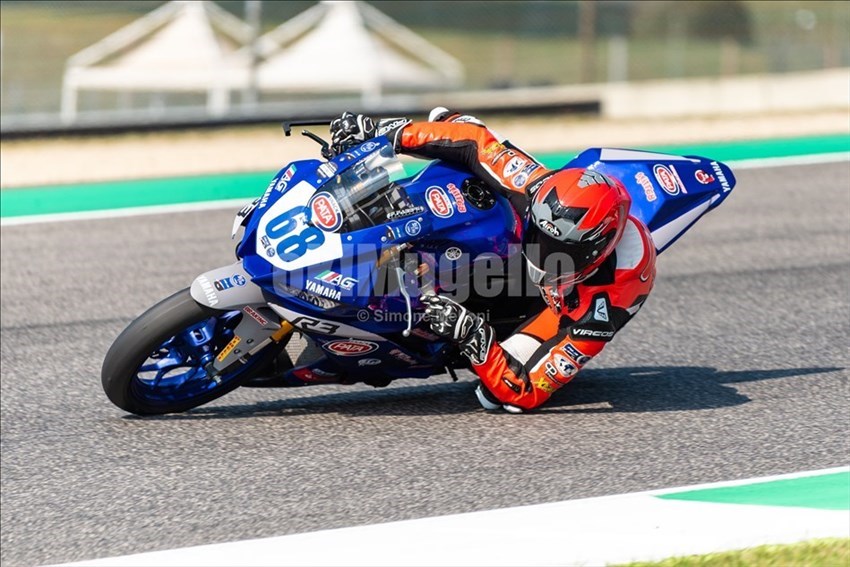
237,137,520,335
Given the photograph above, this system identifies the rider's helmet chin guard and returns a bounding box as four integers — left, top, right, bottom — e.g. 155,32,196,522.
522,168,631,313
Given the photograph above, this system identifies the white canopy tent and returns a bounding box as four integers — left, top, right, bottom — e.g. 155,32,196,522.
60,1,255,123
254,1,464,105
60,1,464,122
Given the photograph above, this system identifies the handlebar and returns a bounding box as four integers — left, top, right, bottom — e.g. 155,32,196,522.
281,119,333,137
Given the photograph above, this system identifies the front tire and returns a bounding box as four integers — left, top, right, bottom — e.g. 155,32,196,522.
101,288,284,415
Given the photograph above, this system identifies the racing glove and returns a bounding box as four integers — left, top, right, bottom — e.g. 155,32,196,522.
422,293,494,365
330,112,375,155
330,112,412,155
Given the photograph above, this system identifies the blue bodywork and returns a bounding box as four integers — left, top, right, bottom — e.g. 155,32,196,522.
233,138,736,385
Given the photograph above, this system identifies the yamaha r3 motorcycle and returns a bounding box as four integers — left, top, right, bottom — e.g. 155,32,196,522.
101,122,736,415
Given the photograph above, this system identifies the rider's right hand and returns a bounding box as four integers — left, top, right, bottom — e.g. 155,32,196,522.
330,112,376,156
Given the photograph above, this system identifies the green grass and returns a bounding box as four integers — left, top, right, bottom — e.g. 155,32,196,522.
618,538,850,567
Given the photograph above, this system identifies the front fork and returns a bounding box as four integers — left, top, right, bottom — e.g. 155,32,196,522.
190,262,294,379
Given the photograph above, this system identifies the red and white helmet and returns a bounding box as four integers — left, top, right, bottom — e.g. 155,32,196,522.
523,168,631,311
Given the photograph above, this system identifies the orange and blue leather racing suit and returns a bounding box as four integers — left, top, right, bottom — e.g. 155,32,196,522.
389,113,657,411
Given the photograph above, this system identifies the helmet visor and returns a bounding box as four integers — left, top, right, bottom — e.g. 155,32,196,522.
522,221,615,286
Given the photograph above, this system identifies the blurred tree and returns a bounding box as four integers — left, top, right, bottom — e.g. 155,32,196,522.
633,1,753,45
688,0,753,45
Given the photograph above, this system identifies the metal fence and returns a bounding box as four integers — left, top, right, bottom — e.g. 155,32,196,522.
1,0,848,132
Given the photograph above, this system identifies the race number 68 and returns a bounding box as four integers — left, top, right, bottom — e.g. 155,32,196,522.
265,206,325,262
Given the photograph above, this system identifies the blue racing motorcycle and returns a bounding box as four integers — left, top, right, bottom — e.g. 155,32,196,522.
101,122,736,415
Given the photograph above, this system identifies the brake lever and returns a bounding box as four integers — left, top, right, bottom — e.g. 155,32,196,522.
301,130,333,160
395,266,414,337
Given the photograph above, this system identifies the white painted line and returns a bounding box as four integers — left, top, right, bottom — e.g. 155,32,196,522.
4,152,848,227
0,198,250,227
726,151,850,170
53,467,849,567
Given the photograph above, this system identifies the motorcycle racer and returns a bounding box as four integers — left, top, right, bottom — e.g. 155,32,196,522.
329,109,656,413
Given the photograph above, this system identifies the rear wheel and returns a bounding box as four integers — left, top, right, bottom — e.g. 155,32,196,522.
101,288,287,415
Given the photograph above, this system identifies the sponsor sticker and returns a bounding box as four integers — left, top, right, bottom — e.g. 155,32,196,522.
260,235,275,257
317,162,338,178
513,163,539,188
217,336,240,362
571,328,614,339
563,343,592,366
553,354,578,381
710,161,732,192
214,275,246,291
503,157,526,178
538,218,562,238
242,306,268,327
258,178,276,209
387,205,425,220
405,220,421,237
426,186,453,218
533,376,557,394
593,297,609,322
446,183,467,213
653,164,681,196
292,367,336,383
483,141,505,161
389,349,417,365
635,172,657,202
377,119,408,136
513,172,529,188
275,164,297,191
695,169,715,184
315,270,358,290
322,340,379,356
359,141,380,153
668,165,687,194
305,280,342,301
309,192,342,231
196,276,218,306
358,358,382,366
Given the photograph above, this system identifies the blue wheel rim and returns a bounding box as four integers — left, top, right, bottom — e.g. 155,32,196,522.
130,311,265,407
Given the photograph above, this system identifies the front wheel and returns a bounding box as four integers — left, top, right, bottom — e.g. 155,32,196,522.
101,288,286,415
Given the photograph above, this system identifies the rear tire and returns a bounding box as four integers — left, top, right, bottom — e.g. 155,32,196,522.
101,288,283,415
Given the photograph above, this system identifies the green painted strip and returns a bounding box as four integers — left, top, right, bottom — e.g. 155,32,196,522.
657,471,850,511
2,134,847,218
536,133,850,168
0,172,272,217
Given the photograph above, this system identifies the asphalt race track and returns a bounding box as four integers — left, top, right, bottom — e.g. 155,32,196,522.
2,161,848,566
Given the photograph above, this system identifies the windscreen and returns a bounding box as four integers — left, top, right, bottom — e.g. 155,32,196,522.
318,145,412,232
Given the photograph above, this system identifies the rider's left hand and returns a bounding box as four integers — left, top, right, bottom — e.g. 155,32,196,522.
330,112,376,155
423,293,494,365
